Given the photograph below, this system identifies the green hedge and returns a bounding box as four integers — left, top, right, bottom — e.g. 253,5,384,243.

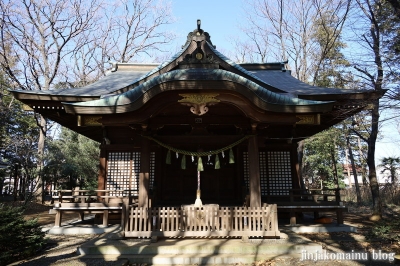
0,204,45,265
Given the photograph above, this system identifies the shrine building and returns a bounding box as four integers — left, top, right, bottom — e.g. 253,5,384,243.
11,22,383,236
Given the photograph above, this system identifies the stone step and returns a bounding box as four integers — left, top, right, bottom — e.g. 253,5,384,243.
77,229,323,264
78,238,322,257
81,253,300,265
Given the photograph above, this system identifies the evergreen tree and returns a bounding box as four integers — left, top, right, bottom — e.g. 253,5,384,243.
0,68,39,200
0,204,45,265
379,156,400,183
303,128,345,189
43,127,99,190
303,12,353,191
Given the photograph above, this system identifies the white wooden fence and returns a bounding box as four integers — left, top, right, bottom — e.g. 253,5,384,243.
124,205,280,238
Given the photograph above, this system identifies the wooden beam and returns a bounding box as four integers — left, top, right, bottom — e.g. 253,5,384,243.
148,115,251,127
248,135,261,207
156,135,247,147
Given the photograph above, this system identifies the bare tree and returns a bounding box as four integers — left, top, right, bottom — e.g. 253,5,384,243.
64,0,176,85
240,0,352,196
0,0,102,201
230,37,270,64
1,0,176,202
241,0,351,83
349,0,387,219
109,0,176,63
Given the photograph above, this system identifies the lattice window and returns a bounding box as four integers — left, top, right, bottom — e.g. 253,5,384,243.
243,150,292,196
267,151,292,195
106,151,155,196
107,152,133,196
106,152,140,196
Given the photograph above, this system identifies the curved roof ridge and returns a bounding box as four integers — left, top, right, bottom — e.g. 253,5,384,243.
19,42,193,98
133,42,190,81
91,41,194,96
206,42,277,90
63,69,333,114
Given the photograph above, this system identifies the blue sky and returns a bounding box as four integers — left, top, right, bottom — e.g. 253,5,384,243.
170,0,244,54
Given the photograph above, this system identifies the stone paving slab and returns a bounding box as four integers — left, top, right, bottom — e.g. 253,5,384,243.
283,223,357,233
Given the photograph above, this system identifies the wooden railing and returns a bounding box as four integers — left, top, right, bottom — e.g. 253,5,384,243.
51,189,138,204
124,205,280,239
289,188,341,203
49,190,138,227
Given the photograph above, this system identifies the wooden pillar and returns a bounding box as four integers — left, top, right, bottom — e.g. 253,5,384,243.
139,137,150,208
97,145,106,200
122,197,129,231
248,135,261,207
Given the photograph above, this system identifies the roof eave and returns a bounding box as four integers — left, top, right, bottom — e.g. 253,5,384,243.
10,90,99,102
61,69,335,115
299,89,387,101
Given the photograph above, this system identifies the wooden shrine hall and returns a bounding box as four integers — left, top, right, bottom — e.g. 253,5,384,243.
12,21,383,238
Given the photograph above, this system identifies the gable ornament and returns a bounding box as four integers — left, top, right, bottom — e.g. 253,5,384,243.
178,93,220,116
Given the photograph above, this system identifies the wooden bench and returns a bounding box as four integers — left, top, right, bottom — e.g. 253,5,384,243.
276,202,348,225
51,202,123,227
274,188,348,225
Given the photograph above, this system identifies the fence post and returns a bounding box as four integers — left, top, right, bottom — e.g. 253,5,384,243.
122,197,129,232
241,207,249,242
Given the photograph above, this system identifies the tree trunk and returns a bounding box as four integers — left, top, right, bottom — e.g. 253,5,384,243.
357,136,369,186
347,136,362,203
367,100,382,219
345,149,353,188
35,114,46,203
13,165,19,201
0,177,3,196
19,174,23,200
390,165,397,184
330,144,339,188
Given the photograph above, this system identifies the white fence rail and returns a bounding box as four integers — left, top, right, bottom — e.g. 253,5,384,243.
124,205,279,238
